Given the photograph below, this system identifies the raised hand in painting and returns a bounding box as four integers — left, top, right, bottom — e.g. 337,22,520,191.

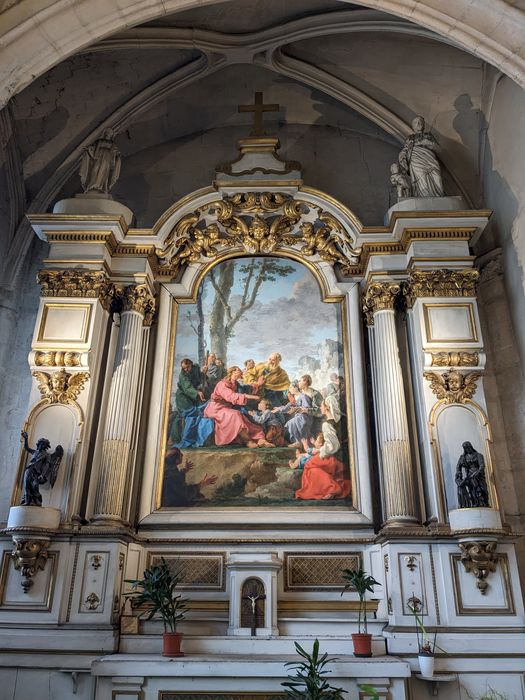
199,473,218,488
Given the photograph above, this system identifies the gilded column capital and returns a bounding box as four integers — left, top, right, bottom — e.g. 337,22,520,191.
404,269,479,307
37,269,115,310
121,284,156,325
362,282,402,325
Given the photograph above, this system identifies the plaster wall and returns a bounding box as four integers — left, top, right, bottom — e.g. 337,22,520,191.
0,238,46,522
288,33,484,202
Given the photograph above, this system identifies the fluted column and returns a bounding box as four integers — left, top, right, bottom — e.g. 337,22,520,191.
91,284,155,525
363,282,418,525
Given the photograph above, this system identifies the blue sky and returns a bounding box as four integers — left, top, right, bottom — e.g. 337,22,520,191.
173,257,343,388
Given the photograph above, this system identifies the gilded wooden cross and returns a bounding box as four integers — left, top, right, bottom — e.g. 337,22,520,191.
238,92,279,136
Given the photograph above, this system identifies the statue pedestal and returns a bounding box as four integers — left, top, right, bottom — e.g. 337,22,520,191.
6,506,61,593
7,505,61,531
449,507,502,532
53,193,134,226
385,196,466,223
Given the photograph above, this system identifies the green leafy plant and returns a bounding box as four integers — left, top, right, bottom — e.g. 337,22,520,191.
282,639,346,699
407,600,446,655
358,685,380,700
125,558,186,633
341,568,380,634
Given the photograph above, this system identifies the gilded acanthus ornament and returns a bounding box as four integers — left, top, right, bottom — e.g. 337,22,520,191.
37,270,113,303
423,369,481,403
12,537,50,593
430,351,479,367
404,269,479,306
33,369,90,404
156,192,360,276
34,351,82,367
362,282,402,325
459,540,498,594
120,284,156,326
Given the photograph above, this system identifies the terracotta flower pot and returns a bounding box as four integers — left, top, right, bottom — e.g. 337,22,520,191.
162,631,184,657
351,632,373,657
418,653,435,678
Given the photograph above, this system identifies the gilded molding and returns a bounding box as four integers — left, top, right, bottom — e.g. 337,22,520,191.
459,540,498,594
362,282,402,325
430,351,479,367
404,268,479,307
120,284,156,325
156,192,360,277
34,350,82,367
37,269,113,304
11,537,50,593
424,369,481,404
33,368,90,404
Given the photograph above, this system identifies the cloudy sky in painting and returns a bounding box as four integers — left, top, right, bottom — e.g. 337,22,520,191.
173,258,343,387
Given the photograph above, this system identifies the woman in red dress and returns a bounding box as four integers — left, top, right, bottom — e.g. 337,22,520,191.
295,401,351,500
204,366,274,448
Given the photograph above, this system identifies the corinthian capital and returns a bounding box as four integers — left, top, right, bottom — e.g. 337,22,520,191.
121,284,156,325
404,269,479,307
362,282,402,325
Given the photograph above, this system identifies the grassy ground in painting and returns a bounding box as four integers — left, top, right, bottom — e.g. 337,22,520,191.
168,445,352,507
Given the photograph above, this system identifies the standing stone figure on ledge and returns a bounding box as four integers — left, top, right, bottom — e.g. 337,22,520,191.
20,431,63,506
455,441,489,508
398,116,444,197
390,162,411,200
79,127,121,195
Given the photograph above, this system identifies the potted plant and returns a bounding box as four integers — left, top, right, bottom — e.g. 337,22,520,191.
341,567,380,658
407,600,445,678
282,639,346,699
125,558,187,657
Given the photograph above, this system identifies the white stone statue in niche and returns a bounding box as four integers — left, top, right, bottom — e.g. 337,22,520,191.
79,128,121,195
398,116,444,197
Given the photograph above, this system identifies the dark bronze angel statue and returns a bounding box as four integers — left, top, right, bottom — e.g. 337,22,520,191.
20,431,64,506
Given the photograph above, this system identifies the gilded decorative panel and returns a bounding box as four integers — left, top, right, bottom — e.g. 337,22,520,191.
0,549,57,611
37,303,92,345
149,552,225,590
450,553,515,616
284,552,361,591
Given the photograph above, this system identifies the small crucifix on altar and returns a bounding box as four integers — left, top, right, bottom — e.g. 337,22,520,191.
238,92,280,136
242,585,266,636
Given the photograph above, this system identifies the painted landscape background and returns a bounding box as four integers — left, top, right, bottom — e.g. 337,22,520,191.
161,256,351,508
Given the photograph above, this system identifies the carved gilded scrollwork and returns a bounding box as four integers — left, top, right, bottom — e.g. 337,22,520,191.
362,282,402,325
430,351,479,367
34,351,82,367
424,369,481,404
11,537,50,593
404,269,479,307
32,368,90,404
37,270,114,309
459,540,498,594
156,192,360,277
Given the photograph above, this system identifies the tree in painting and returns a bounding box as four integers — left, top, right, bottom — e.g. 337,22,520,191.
162,256,352,509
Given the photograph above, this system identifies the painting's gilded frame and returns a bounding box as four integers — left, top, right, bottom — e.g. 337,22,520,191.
153,250,357,513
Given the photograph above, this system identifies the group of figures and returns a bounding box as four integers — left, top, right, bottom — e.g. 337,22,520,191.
390,115,444,200
166,351,350,503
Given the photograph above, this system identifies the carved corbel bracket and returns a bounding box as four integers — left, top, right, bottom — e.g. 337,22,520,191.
458,540,498,594
11,536,50,593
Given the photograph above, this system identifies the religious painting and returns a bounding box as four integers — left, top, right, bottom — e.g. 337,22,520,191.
159,256,352,509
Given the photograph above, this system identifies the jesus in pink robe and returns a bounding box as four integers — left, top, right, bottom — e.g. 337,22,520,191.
204,366,274,448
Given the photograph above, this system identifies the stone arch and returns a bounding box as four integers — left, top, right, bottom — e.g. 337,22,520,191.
1,0,524,109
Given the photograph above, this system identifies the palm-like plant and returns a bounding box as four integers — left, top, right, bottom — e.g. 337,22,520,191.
125,558,186,633
341,568,380,634
282,639,345,700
